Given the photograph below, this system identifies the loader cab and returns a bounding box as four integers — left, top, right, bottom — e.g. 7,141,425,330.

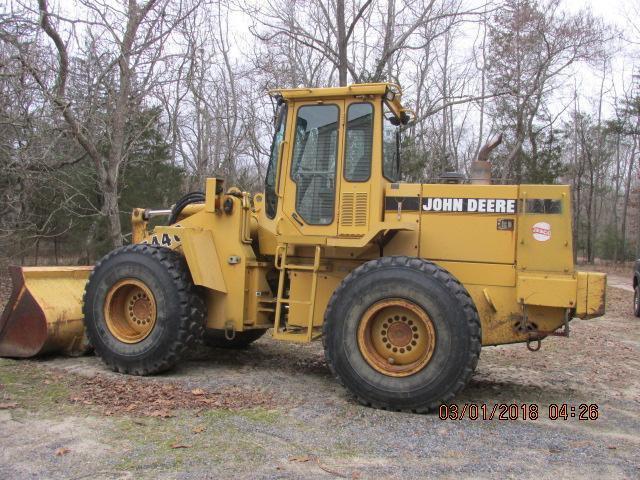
259,83,409,244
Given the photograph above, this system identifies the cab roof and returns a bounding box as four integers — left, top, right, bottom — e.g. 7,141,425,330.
270,83,410,121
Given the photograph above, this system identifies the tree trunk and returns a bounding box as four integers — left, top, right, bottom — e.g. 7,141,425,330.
102,166,123,248
441,34,449,172
476,14,488,159
336,0,348,86
574,183,581,262
34,238,40,266
621,135,637,259
82,219,99,265
612,131,621,262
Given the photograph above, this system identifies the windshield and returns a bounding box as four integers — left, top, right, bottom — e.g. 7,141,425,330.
382,101,400,182
264,102,287,218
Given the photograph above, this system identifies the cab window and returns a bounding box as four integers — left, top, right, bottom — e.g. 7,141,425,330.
264,103,287,219
382,102,400,182
344,103,373,182
290,104,339,225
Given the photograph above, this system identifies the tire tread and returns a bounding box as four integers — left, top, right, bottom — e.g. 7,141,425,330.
82,244,205,375
322,255,481,413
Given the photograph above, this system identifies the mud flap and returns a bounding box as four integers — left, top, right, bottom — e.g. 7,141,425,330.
0,266,92,357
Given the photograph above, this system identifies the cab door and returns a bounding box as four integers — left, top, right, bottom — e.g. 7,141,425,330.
282,100,344,237
338,99,375,236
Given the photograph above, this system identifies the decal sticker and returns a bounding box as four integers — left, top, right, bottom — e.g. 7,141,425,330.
422,197,517,214
142,233,181,246
532,222,551,242
497,218,514,231
384,196,421,211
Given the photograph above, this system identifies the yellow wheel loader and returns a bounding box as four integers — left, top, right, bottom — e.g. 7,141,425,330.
0,83,606,412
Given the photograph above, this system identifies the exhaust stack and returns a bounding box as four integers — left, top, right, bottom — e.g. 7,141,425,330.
470,134,502,185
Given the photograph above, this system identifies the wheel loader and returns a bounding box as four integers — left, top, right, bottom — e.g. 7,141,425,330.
0,83,606,412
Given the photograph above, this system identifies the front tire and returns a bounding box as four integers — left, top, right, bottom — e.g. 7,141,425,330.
323,256,481,412
83,244,206,375
634,285,640,317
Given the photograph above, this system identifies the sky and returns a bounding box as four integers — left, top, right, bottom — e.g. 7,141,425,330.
555,0,638,117
565,0,631,25
44,0,640,121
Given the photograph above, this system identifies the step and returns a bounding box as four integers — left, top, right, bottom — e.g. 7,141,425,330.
272,329,323,343
274,299,311,305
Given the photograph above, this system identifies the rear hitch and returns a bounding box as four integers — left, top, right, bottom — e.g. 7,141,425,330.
224,321,236,341
525,309,571,352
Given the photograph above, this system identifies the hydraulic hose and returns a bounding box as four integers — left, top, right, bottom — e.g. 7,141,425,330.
168,191,205,225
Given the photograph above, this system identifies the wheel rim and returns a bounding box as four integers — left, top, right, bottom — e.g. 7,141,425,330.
357,299,436,377
104,279,157,343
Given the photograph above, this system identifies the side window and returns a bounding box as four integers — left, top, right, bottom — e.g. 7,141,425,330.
265,104,287,219
344,103,373,182
290,104,339,225
382,102,400,182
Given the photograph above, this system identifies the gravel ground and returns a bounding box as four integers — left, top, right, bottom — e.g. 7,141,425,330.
0,281,638,479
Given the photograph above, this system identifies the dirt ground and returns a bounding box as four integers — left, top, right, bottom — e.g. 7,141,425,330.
0,268,639,479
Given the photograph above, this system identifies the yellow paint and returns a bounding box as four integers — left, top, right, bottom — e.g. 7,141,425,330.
419,185,518,264
5,267,92,355
516,185,574,273
205,178,219,212
174,228,227,293
575,271,606,319
2,83,608,358
516,274,577,308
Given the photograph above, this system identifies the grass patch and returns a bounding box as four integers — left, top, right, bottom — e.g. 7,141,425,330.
0,361,73,413
108,410,273,473
0,361,286,474
237,407,281,423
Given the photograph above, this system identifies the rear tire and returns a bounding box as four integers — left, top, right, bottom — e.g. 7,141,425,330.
323,256,481,413
83,244,206,375
204,329,267,349
634,285,640,317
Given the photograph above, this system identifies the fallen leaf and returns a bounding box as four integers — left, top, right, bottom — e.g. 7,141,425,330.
64,373,276,416
569,441,592,448
289,455,311,463
55,447,70,456
192,425,206,434
170,443,192,449
607,445,617,450
149,409,174,418
0,402,18,409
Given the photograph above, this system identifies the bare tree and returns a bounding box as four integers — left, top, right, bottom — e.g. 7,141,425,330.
7,0,197,248
487,0,604,182
249,0,486,87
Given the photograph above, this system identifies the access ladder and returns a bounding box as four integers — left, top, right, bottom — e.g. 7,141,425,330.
272,243,323,342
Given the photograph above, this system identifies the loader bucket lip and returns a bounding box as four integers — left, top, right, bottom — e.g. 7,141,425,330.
0,265,93,358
